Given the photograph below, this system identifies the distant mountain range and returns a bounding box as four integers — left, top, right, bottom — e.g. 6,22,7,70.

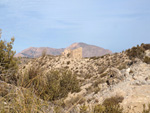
15,42,112,58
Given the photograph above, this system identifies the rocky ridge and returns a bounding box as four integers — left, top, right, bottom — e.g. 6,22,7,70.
18,47,150,113
1,44,150,113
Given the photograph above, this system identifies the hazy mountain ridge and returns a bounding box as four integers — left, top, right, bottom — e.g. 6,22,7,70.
67,43,112,57
15,42,112,58
15,47,65,58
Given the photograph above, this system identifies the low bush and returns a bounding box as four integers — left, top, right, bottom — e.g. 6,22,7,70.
94,104,106,113
0,29,18,84
126,43,150,60
144,56,150,64
142,104,150,113
142,43,150,50
54,106,62,113
94,104,123,113
94,96,124,113
90,56,100,60
126,45,145,60
80,104,88,113
117,63,127,70
67,61,70,65
19,68,80,101
102,96,124,106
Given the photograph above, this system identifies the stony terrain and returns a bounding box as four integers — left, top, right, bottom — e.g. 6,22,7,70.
1,44,150,113
17,47,150,112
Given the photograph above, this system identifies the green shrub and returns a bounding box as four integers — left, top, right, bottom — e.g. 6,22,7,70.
90,56,100,60
117,63,127,70
129,70,133,73
144,56,150,64
0,29,18,84
80,104,88,113
41,70,80,101
94,104,123,113
20,68,80,101
54,106,62,113
142,104,150,113
94,96,124,113
126,45,145,60
59,71,80,97
94,104,105,113
102,96,124,106
126,43,150,60
141,43,150,50
67,61,70,65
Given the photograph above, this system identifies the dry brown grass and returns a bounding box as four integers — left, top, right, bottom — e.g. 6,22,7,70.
0,82,49,113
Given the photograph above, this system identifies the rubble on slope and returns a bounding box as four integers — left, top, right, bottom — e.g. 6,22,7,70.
1,44,150,113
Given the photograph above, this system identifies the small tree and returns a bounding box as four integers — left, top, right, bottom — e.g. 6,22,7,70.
0,29,18,84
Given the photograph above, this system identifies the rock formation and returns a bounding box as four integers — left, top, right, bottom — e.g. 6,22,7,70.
1,44,150,113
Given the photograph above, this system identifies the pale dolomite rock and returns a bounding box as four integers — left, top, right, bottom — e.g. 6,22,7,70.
18,50,150,113
64,89,87,107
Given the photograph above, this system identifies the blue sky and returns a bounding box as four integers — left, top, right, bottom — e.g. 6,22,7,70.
0,0,150,53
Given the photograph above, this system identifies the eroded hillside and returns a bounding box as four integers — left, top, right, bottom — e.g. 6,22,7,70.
1,44,150,113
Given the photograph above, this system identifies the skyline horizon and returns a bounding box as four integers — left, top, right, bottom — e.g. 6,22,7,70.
14,41,148,54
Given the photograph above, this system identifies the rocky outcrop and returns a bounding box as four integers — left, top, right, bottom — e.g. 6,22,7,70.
20,49,150,113
91,61,150,113
3,44,150,113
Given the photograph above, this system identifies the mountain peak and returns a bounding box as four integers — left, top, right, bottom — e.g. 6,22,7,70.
15,42,112,58
69,42,80,48
66,42,112,57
